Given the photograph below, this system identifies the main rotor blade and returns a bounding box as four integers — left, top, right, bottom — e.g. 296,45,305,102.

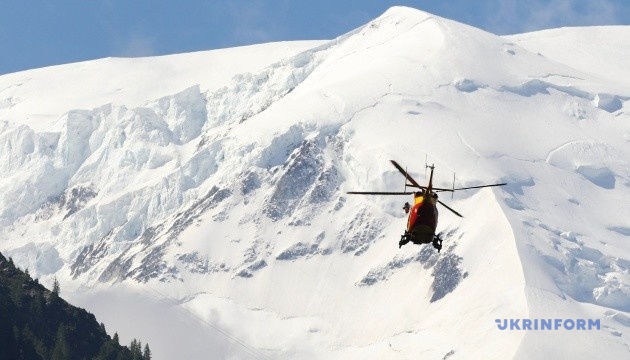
428,187,454,192
347,191,415,195
437,199,463,218
390,160,423,189
452,183,507,191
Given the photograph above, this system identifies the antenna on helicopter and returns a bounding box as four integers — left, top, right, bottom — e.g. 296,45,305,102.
424,154,428,179
404,166,408,193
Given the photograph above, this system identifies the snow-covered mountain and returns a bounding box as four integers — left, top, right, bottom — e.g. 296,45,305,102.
1,6,629,360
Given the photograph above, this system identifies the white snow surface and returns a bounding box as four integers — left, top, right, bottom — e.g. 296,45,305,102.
0,41,323,132
1,6,630,360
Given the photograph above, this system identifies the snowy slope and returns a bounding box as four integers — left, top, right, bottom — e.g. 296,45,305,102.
0,41,323,131
1,6,629,360
507,26,630,85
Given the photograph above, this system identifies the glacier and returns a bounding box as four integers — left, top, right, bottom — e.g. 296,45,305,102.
1,6,629,360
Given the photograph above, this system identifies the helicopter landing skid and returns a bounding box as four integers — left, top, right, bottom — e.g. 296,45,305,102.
399,232,411,248
432,234,443,253
399,231,443,252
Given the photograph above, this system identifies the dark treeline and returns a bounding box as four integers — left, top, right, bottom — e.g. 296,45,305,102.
0,251,151,360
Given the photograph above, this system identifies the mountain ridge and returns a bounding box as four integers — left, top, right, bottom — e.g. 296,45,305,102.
1,6,629,359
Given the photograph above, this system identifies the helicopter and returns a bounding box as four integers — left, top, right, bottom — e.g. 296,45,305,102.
347,160,506,252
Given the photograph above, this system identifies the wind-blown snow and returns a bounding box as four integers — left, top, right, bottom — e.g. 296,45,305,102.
0,41,323,132
1,6,629,360
506,26,630,85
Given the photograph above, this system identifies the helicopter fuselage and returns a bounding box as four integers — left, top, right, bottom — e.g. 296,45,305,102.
406,191,438,244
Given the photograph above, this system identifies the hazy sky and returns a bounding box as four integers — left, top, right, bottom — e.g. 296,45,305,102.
1,0,629,75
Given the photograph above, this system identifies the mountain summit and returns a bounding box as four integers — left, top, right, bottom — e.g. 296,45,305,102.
1,6,629,359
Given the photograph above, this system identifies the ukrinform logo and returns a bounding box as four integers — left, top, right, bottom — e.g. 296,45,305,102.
495,319,601,331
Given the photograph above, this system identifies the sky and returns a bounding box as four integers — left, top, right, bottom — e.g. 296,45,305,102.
1,0,629,75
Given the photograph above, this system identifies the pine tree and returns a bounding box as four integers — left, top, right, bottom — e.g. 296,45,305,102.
143,343,152,360
113,332,119,345
51,325,70,360
52,276,60,297
130,338,143,360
